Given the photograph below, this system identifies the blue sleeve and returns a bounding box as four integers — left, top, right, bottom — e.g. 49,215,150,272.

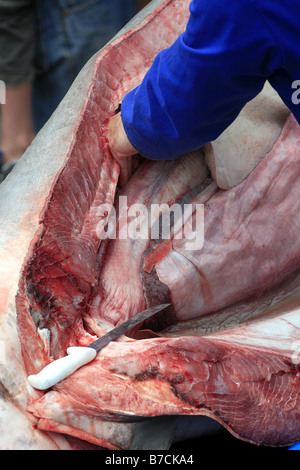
121,0,282,160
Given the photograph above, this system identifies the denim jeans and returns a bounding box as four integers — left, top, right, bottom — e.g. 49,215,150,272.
33,0,136,131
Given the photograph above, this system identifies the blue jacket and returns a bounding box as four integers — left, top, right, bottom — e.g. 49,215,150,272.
121,0,300,160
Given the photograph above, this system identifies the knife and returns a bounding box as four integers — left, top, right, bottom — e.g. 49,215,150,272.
28,303,170,391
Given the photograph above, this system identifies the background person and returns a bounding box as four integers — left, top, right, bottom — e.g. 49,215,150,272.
0,0,150,182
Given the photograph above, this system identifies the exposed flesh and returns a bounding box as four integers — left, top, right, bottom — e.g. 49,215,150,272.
0,0,299,449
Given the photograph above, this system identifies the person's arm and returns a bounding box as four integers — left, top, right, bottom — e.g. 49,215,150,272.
108,0,282,171
1,81,35,163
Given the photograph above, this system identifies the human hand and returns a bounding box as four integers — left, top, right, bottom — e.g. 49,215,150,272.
108,113,139,186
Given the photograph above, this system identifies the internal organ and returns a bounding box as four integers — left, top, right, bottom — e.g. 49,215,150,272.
156,115,300,321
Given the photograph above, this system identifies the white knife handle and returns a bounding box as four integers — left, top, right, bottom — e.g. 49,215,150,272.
28,347,97,390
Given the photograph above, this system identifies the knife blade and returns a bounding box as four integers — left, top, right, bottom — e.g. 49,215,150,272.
28,303,171,390
87,303,171,351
